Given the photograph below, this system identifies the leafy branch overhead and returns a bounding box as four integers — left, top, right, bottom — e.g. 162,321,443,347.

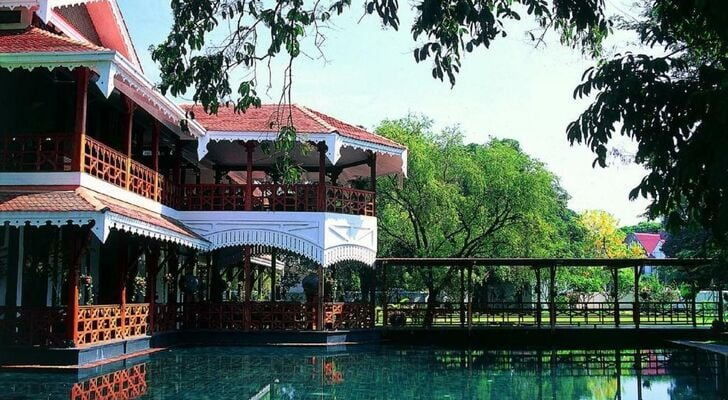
152,0,610,115
567,1,728,240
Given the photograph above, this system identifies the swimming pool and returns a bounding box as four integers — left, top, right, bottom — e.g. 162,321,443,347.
0,345,725,399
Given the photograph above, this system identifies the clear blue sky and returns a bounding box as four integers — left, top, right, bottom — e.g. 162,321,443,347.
120,0,651,226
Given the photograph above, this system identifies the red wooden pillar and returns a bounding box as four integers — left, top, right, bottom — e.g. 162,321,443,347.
244,141,255,211
270,248,277,302
168,246,179,305
66,226,92,346
317,142,327,211
369,151,377,215
66,231,81,346
317,264,325,331
146,245,160,334
152,121,161,201
243,246,252,301
72,68,89,172
118,235,129,337
121,95,135,189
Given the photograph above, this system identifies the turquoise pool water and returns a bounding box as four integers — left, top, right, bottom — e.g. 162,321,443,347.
0,346,726,399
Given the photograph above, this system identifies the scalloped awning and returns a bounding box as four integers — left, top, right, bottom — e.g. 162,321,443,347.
0,187,209,249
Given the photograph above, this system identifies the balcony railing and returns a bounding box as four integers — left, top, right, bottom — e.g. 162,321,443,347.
0,133,74,172
0,133,376,216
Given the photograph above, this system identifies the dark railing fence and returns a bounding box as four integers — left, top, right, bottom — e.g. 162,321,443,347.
376,258,720,329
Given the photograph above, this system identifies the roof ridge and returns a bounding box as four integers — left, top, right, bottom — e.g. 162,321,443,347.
74,187,108,211
30,26,109,52
293,104,336,133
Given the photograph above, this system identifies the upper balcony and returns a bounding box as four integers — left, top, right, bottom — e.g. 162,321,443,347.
0,133,376,216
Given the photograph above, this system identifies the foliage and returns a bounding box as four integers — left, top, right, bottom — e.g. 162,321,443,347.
567,1,728,242
376,116,586,325
579,210,644,258
154,0,609,113
621,220,663,235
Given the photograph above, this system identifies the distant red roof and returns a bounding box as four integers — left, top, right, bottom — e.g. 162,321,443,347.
0,187,203,241
632,233,663,256
183,104,404,149
0,27,109,54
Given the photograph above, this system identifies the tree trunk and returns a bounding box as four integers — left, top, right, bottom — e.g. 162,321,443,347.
423,287,439,328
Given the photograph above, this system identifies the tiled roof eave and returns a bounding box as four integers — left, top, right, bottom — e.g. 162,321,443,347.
0,199,210,250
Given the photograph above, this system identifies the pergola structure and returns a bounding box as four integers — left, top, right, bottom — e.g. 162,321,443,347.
376,258,718,330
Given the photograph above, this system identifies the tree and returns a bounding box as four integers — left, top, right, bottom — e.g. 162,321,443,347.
621,221,663,235
567,2,728,242
376,116,582,326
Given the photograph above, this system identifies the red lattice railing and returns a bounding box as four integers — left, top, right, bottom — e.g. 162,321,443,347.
0,306,67,347
124,303,150,337
181,184,247,211
71,363,147,400
76,304,149,346
325,302,373,330
179,183,374,215
129,160,161,201
253,183,319,212
83,136,127,187
325,186,375,216
250,301,316,330
153,302,371,332
0,133,74,172
77,304,122,345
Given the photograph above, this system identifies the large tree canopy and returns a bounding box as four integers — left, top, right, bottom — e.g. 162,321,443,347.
374,116,584,325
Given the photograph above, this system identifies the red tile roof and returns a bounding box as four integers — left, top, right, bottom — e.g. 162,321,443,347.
0,187,203,241
0,189,98,212
0,27,109,54
183,104,404,149
632,233,663,256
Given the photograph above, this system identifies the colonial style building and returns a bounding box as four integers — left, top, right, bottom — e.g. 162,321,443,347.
0,0,405,363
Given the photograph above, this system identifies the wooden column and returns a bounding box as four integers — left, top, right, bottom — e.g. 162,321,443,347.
612,268,620,327
633,265,641,328
173,139,182,185
459,266,465,327
73,68,89,172
66,226,93,347
152,121,161,201
243,246,252,301
66,231,81,346
548,265,556,330
692,284,698,327
381,263,388,327
121,95,135,189
146,245,160,334
535,267,542,328
270,249,277,302
467,263,473,328
168,246,179,305
369,152,377,215
118,235,129,337
317,264,325,331
244,141,255,211
719,288,724,325
317,142,327,211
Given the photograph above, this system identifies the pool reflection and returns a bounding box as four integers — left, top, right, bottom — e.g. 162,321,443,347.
0,346,725,399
